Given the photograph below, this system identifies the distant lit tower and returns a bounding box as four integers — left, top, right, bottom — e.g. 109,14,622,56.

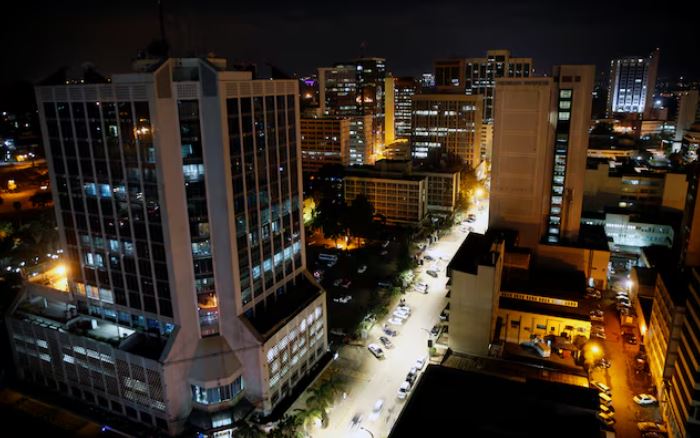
385,75,417,143
12,57,327,436
607,49,660,118
319,58,386,165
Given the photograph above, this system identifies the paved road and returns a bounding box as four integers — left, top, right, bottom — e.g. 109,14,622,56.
290,204,489,438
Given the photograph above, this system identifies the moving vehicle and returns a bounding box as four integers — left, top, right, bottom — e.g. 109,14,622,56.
382,240,390,248
368,344,384,359
357,265,367,274
633,394,657,406
592,381,611,395
350,413,363,430
379,336,394,349
397,381,411,400
369,399,384,420
424,254,435,261
521,337,551,357
426,270,438,278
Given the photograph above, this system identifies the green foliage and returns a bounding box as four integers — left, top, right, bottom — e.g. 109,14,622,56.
346,194,374,239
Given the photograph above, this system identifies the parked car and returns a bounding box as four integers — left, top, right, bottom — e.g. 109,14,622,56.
357,265,367,274
415,355,427,370
591,380,611,395
590,310,604,321
633,394,658,406
379,336,394,349
406,367,418,385
597,412,615,427
388,317,404,326
397,381,410,400
416,282,429,294
383,325,398,337
333,278,343,287
368,343,384,359
397,303,411,312
392,310,410,320
439,310,449,321
341,279,352,289
637,422,667,433
382,240,390,248
332,295,352,304
599,404,614,415
426,270,438,278
624,333,638,345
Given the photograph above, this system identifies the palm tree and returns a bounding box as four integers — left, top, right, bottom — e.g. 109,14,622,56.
234,420,265,438
305,384,332,412
269,414,306,438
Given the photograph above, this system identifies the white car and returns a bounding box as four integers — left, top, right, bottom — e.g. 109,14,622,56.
382,240,390,248
597,412,615,427
394,306,410,316
368,343,384,359
388,317,404,326
369,399,384,420
633,394,658,405
397,381,410,400
392,310,409,320
357,265,367,274
591,380,611,395
415,356,427,370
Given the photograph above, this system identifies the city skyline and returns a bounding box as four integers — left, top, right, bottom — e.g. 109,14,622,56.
1,0,699,105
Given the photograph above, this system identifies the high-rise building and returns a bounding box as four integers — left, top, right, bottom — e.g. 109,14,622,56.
434,50,534,160
384,76,417,144
319,58,386,165
300,117,350,173
8,58,327,435
674,89,699,142
607,49,660,117
489,65,594,248
410,94,482,168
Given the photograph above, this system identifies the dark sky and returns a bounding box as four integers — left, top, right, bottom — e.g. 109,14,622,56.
1,0,698,103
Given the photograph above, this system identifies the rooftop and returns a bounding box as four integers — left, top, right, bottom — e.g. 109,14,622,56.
390,365,600,438
242,272,323,341
447,233,498,275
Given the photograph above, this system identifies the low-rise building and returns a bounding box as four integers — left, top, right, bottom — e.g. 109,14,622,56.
300,117,350,173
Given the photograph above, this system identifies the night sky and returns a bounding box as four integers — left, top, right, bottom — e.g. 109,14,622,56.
1,0,698,105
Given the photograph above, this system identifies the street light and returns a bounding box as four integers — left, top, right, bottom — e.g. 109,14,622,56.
359,426,375,438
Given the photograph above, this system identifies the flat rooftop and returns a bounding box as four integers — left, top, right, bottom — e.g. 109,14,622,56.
344,167,428,182
447,233,497,275
242,272,323,341
390,365,600,438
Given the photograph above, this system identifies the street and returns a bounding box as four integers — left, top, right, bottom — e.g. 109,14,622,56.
289,203,489,438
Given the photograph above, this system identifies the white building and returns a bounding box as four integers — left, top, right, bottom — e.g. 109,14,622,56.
8,57,327,436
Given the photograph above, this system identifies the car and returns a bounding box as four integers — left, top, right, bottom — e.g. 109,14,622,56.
595,358,612,369
397,381,410,400
379,336,394,349
380,250,388,256
439,310,449,321
332,295,352,304
599,404,614,415
597,412,615,427
591,380,611,395
369,399,384,420
333,278,342,287
415,355,427,370
394,307,410,316
327,260,337,267
368,343,384,359
426,270,438,278
388,317,404,326
341,279,352,289
430,325,440,337
406,367,418,385
397,303,411,312
592,332,607,340
637,422,667,433
392,310,410,320
378,281,393,288
424,254,434,261
383,325,398,337
468,226,474,232
416,282,429,293
382,240,390,248
357,265,367,274
590,311,604,322
624,333,638,345
633,394,658,406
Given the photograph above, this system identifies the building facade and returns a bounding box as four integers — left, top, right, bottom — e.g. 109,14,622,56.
344,171,427,225
489,65,594,248
607,49,660,117
300,117,350,173
411,94,481,168
385,76,417,143
8,58,327,436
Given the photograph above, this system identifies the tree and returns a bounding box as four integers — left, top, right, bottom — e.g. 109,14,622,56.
233,421,265,438
269,414,306,438
12,201,21,212
316,196,346,248
346,194,374,243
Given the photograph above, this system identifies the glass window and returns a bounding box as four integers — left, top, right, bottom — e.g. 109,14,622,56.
558,112,570,121
559,90,572,98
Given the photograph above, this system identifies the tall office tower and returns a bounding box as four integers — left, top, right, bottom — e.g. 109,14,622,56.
318,58,386,165
674,89,700,142
385,76,417,144
489,65,594,248
12,58,327,435
607,49,660,118
410,94,482,168
434,50,534,160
